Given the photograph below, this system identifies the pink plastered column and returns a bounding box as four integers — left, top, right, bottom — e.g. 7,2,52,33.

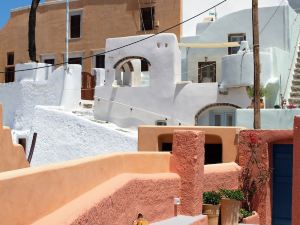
292,116,300,225
170,130,205,216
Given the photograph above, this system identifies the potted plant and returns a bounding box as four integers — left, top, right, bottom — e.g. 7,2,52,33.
246,85,266,108
220,189,245,225
202,191,221,225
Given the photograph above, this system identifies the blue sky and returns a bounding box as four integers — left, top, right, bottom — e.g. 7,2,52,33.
0,0,45,29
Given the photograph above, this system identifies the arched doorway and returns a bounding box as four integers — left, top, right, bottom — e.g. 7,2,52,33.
195,103,241,126
113,56,151,87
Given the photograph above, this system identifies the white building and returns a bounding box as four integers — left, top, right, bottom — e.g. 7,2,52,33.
180,3,300,127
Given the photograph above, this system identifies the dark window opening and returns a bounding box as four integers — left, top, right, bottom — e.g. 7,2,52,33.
141,7,155,31
204,144,222,164
7,52,14,66
68,57,82,65
44,59,55,65
161,142,173,152
95,55,105,68
5,67,15,83
141,59,149,71
198,61,216,83
228,33,246,55
18,138,26,153
70,14,81,38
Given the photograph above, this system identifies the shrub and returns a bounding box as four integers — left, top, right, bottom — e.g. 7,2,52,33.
240,208,253,221
220,189,245,201
246,85,266,98
203,191,221,205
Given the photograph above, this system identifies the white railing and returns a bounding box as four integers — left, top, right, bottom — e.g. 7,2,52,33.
283,14,300,99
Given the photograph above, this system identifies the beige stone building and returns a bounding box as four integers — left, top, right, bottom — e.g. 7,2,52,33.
0,0,182,83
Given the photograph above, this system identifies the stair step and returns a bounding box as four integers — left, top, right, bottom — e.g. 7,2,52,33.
291,86,300,92
292,80,300,85
290,92,300,97
297,58,300,63
294,74,300,79
289,98,300,105
296,63,300,69
295,68,300,73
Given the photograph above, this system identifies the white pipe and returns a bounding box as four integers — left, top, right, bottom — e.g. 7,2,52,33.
65,0,69,70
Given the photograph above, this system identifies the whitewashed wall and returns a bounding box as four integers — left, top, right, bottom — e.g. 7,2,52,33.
29,106,137,166
0,63,81,129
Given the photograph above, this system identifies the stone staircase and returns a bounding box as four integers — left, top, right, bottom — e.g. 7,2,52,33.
289,50,300,105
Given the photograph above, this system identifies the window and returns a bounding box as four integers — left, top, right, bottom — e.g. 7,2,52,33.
18,138,26,153
95,55,105,68
141,58,149,72
44,58,55,65
198,61,216,83
70,14,81,38
5,67,15,83
7,52,14,65
209,110,236,126
140,7,155,31
68,57,82,65
228,33,246,55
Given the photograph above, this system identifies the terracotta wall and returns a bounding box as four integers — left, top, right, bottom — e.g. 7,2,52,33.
0,105,29,172
203,162,241,192
238,129,293,225
0,0,182,82
138,126,243,162
32,173,181,225
0,152,171,225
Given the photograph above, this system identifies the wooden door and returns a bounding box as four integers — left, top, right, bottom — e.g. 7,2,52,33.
81,72,96,100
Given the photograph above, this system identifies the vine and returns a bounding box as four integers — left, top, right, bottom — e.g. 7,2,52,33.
239,132,272,212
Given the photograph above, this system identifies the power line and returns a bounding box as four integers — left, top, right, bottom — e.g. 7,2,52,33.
0,0,227,74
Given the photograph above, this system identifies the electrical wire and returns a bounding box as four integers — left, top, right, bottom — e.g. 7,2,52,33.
0,0,227,74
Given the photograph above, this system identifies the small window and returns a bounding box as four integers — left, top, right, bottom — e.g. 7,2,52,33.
209,110,236,126
44,59,55,65
228,33,246,55
7,52,14,66
18,138,26,153
5,67,15,83
68,57,82,65
141,59,149,72
156,120,167,126
198,61,216,83
140,7,155,31
95,55,105,68
70,14,81,38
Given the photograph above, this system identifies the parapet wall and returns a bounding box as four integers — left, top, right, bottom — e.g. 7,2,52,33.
0,105,29,172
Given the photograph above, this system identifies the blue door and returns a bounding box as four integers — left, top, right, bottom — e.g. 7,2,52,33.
272,144,293,225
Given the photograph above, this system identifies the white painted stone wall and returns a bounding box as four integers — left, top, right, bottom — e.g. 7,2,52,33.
29,106,137,166
94,33,251,128
0,63,81,129
181,4,300,108
236,109,300,129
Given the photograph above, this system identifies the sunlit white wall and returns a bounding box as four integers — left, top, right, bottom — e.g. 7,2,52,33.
182,0,292,36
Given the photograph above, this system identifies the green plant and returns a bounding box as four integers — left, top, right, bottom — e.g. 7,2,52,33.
246,85,266,98
203,191,221,205
240,208,252,219
220,189,245,201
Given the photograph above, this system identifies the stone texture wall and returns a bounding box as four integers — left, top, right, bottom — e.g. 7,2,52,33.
170,130,205,216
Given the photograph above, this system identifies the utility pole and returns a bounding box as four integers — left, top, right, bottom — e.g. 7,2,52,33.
252,0,261,129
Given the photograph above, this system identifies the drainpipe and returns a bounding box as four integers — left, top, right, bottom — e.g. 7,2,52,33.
65,0,69,71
